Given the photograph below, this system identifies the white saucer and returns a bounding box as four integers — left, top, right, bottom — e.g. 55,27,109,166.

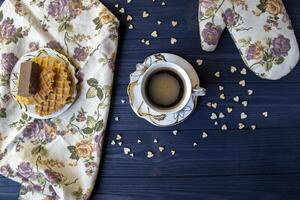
127,53,201,127
9,48,78,119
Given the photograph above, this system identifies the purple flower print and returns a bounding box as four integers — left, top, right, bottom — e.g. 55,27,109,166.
201,0,217,9
0,164,14,177
73,47,88,61
222,8,237,27
201,22,222,46
48,0,67,17
45,169,62,184
28,42,39,52
22,119,44,139
16,162,33,180
0,19,17,41
246,44,256,60
45,41,63,51
1,53,18,74
271,35,291,57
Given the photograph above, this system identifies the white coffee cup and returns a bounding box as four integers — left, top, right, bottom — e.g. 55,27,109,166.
139,62,206,114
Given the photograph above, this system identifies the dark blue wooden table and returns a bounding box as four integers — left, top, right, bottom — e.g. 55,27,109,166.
1,0,300,199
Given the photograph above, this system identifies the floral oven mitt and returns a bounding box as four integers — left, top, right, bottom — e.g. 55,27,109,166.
199,0,299,80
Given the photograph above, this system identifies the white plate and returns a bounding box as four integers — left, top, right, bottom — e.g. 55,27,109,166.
10,48,78,119
127,53,201,127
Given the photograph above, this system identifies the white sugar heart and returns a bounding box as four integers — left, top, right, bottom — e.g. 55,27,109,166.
202,132,208,138
129,153,134,157
206,102,212,108
111,140,116,145
126,15,133,21
143,11,150,18
128,24,134,29
240,68,247,75
214,71,221,78
116,134,122,140
153,138,158,143
124,147,131,155
170,37,177,44
151,30,158,38
119,8,125,13
219,86,224,91
115,4,119,8
251,125,257,130
262,112,268,117
157,20,162,25
220,93,226,100
161,1,166,6
248,89,254,96
233,96,240,102
137,139,142,143
171,150,176,155
212,103,218,109
219,112,225,119
242,101,248,107
145,40,150,46
193,142,198,147
230,66,237,73
127,0,132,3
238,123,245,129
171,20,178,27
117,141,123,146
147,151,154,158
239,80,246,87
241,112,248,120
159,146,165,152
221,124,228,131
214,121,218,126
227,107,233,113
196,59,203,66
210,113,218,120
172,130,178,135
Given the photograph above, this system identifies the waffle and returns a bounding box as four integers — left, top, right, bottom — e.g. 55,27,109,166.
17,56,73,116
35,62,72,116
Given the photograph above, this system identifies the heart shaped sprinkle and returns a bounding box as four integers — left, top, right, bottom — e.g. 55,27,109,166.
129,153,134,157
227,107,233,113
147,151,154,158
116,134,122,140
128,24,134,29
251,125,257,130
170,37,177,44
214,121,218,126
221,124,228,131
230,66,237,73
239,80,246,87
124,147,131,155
196,59,203,66
220,93,226,100
262,112,268,117
219,86,224,91
172,130,178,135
137,139,142,143
219,112,225,119
248,89,254,96
118,141,123,146
214,71,221,78
151,30,158,38
119,8,125,13
238,123,245,129
171,20,178,27
111,140,116,145
153,138,158,143
210,113,218,120
240,68,247,75
145,40,150,46
233,96,240,102
202,132,208,138
212,103,218,109
126,15,133,21
193,142,198,147
157,20,162,25
242,101,248,107
206,102,212,107
143,11,150,18
241,112,248,120
159,146,165,152
171,150,176,155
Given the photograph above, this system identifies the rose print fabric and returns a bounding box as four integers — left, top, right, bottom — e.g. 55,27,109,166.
0,0,119,199
199,0,299,80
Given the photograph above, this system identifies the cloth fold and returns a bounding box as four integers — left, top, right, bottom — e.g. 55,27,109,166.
0,0,119,199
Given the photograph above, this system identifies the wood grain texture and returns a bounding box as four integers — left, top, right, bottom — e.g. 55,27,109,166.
0,0,300,199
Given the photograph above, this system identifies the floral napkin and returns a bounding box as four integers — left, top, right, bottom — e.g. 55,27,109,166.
199,0,299,80
0,0,119,199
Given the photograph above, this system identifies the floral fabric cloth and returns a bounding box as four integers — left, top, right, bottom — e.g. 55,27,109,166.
199,0,299,80
0,0,119,199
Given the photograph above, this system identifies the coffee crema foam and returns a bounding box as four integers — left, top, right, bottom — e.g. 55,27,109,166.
146,70,184,108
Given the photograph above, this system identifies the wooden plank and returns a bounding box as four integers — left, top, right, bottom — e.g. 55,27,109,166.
100,128,300,177
92,175,300,200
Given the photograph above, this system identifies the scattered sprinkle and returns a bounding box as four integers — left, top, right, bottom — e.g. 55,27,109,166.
126,15,133,21
248,89,254,96
239,80,246,87
153,138,158,143
117,141,123,146
129,153,134,157
219,85,224,91
119,7,125,13
227,107,233,113
230,66,237,73
206,102,212,108
238,123,245,130
114,116,119,121
171,150,176,155
214,71,221,78
221,124,228,131
251,125,257,130
111,140,116,146
128,24,134,29
196,59,203,66
158,146,165,152
121,99,126,104
262,112,268,117
142,11,150,18
212,103,218,109
151,30,158,38
147,151,154,158
202,132,208,138
242,101,248,107
170,37,177,44
241,112,248,120
116,134,122,140
193,142,198,147
124,147,131,155
214,121,219,126
219,112,225,119
210,113,218,120
233,96,240,102
157,20,162,25
137,139,142,143
220,93,226,100
171,20,178,27
240,68,247,75
172,130,178,136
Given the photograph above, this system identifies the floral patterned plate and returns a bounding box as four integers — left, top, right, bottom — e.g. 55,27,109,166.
128,53,201,127
9,48,78,119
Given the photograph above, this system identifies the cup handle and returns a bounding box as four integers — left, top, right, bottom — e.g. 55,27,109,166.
192,86,206,96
